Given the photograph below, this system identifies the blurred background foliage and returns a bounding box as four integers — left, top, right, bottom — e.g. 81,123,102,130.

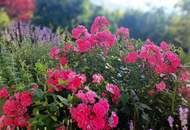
32,0,90,29
0,10,10,26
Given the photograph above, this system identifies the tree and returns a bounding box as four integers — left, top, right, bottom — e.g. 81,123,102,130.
0,0,35,21
118,8,170,43
168,0,190,52
32,0,91,29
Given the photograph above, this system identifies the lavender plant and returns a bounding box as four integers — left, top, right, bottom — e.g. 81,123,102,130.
0,22,62,87
2,21,61,45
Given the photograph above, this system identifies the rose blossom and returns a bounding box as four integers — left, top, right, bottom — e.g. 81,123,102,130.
115,27,129,40
106,83,121,102
49,46,60,59
155,81,166,92
0,86,9,99
90,16,110,34
92,73,104,84
108,112,119,128
122,52,138,63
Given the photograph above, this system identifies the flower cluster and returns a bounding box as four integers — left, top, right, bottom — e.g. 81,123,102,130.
70,97,118,130
0,89,32,129
179,69,190,82
106,83,121,102
155,81,166,92
123,39,181,74
122,51,138,63
47,69,84,92
76,88,98,104
92,73,104,84
139,40,180,74
178,86,190,100
115,27,129,41
179,106,189,129
167,115,174,128
166,107,189,130
49,46,61,59
72,16,117,52
0,86,9,99
90,16,110,34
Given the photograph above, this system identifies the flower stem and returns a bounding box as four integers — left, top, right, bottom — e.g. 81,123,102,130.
171,83,178,113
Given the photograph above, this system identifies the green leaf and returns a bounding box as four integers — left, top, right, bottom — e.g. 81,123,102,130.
58,79,68,85
35,62,47,73
33,108,40,115
16,83,25,91
56,95,69,105
50,116,57,122
48,103,58,112
142,112,150,121
33,88,44,100
0,10,10,25
67,94,74,102
120,93,129,104
138,103,152,110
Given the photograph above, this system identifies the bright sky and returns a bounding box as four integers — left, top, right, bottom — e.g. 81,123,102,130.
90,0,180,11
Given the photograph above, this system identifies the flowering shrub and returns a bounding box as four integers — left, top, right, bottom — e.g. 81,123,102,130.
0,0,35,20
0,16,190,130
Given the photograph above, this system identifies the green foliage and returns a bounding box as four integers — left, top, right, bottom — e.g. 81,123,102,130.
168,15,190,50
179,0,190,13
32,0,91,29
0,10,10,26
167,0,190,52
29,90,71,129
0,38,55,87
118,8,170,43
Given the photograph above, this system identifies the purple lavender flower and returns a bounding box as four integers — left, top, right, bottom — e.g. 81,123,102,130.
3,21,61,44
129,120,134,130
182,126,188,130
167,115,174,128
179,106,189,130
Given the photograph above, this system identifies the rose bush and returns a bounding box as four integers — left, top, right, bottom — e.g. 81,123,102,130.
0,16,190,130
